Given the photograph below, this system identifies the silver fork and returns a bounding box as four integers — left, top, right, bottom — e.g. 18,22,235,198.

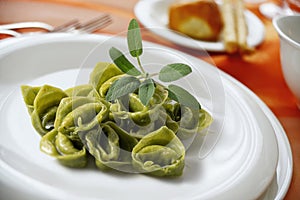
0,14,112,37
51,19,81,32
71,14,112,34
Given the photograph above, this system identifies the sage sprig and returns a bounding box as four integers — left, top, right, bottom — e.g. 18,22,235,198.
109,47,141,76
107,19,200,109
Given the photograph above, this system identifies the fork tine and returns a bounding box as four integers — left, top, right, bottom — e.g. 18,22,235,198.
79,14,110,28
51,19,81,32
80,19,111,33
0,15,112,39
77,14,112,33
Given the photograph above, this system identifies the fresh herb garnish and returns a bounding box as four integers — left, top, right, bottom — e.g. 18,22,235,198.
158,63,192,82
107,19,200,109
106,76,141,101
138,78,155,106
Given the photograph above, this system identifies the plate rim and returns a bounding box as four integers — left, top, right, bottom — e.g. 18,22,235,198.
221,70,293,200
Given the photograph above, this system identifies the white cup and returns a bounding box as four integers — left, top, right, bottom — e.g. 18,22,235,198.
273,15,300,109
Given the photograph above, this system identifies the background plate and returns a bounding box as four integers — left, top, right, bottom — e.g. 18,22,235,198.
134,0,265,52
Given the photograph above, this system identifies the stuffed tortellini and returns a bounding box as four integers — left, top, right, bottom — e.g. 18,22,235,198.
64,84,100,98
79,121,138,171
40,129,87,168
21,84,67,136
21,60,213,177
132,126,185,176
54,96,109,146
164,101,213,141
108,83,180,141
89,62,124,93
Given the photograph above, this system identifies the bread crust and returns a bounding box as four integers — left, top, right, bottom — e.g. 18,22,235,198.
169,0,223,41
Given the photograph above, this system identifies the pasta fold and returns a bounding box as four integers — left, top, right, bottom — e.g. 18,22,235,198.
79,121,138,171
40,129,87,168
132,126,185,176
21,85,67,136
54,96,109,146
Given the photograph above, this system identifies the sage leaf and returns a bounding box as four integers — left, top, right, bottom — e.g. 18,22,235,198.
138,78,155,106
159,63,192,82
127,19,143,57
109,47,141,76
167,84,201,110
106,76,141,101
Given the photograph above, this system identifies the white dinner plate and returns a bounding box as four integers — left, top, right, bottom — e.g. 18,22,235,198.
0,34,291,200
134,0,265,52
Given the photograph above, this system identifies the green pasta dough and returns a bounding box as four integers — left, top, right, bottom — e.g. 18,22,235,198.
64,84,100,98
21,61,213,177
20,85,41,114
79,121,138,171
109,84,170,139
54,96,109,147
21,84,68,136
89,62,124,92
40,129,87,168
132,126,185,176
164,102,213,141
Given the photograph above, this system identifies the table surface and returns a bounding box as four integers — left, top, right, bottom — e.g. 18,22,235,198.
0,0,299,199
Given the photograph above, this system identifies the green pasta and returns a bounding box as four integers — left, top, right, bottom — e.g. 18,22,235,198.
132,126,185,176
89,62,124,93
54,96,109,146
79,121,138,171
20,19,213,177
21,84,67,136
40,129,87,168
21,62,212,175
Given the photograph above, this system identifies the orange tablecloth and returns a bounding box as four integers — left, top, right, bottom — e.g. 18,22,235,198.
1,0,299,199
